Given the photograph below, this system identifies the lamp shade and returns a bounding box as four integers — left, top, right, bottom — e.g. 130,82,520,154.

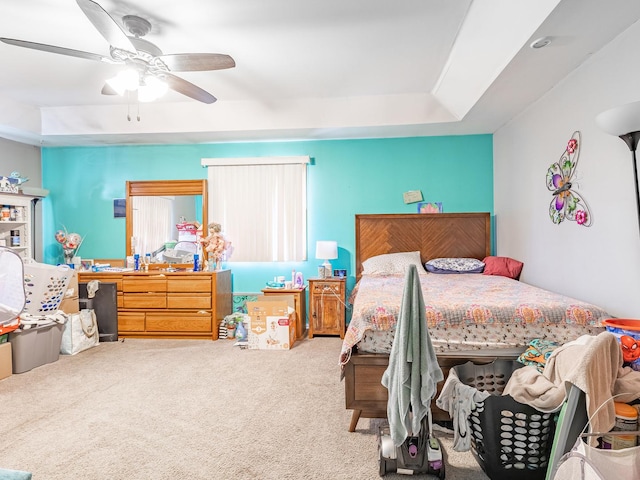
595,100,640,136
315,240,338,260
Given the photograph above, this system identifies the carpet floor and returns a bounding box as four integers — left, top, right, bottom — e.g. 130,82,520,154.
0,336,490,479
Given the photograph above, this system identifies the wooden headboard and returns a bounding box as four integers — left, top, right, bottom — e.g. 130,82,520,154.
355,213,491,279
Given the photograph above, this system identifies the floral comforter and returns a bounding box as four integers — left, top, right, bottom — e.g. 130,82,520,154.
339,273,608,365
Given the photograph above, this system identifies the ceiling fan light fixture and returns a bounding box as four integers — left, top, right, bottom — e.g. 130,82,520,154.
138,75,168,102
106,68,140,95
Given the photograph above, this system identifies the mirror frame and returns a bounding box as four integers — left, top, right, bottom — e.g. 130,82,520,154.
125,179,208,258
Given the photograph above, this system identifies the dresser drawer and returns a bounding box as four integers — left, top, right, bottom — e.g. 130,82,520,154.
123,277,167,293
116,292,123,309
118,312,145,332
167,293,211,309
146,312,212,333
79,274,123,292
123,293,167,309
167,277,211,293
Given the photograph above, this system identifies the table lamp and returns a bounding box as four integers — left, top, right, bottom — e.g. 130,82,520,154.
315,240,338,277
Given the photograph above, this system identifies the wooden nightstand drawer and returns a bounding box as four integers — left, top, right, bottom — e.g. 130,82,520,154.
123,293,167,309
312,282,342,294
118,312,145,332
146,312,212,333
167,293,211,309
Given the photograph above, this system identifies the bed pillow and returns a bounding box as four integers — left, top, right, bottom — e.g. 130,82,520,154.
482,256,524,280
362,251,424,275
424,257,485,274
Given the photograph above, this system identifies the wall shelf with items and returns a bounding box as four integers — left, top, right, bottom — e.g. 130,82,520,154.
0,193,34,260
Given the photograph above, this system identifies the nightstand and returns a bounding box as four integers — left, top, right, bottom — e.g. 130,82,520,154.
261,286,307,339
308,277,346,338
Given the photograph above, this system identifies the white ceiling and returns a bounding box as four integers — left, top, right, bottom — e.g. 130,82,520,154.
0,0,638,146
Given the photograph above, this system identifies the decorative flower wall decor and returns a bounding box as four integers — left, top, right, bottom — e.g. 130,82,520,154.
545,131,592,227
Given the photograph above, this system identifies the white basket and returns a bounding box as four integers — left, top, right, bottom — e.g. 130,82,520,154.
23,263,73,315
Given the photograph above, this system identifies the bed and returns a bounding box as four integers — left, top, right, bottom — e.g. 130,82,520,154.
341,212,610,431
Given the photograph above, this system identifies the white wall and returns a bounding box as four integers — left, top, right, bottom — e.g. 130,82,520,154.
0,137,43,260
494,21,640,318
0,137,41,187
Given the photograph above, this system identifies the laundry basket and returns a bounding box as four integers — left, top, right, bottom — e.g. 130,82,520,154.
23,262,73,315
452,360,558,480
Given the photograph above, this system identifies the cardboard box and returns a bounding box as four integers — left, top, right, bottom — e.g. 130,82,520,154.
59,271,79,314
0,342,12,380
246,298,296,350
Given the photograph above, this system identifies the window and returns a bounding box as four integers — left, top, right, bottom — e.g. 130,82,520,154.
201,157,308,262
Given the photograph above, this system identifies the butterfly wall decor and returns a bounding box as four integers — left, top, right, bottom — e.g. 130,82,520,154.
545,131,592,227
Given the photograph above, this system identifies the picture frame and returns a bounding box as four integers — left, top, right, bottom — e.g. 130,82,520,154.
113,198,126,218
80,259,94,271
417,202,443,213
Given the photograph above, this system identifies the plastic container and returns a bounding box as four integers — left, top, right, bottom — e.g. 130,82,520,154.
452,360,558,480
8,322,65,373
10,230,20,247
603,319,640,370
602,402,638,450
23,263,74,315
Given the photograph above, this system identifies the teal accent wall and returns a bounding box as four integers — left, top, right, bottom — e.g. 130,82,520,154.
41,135,493,295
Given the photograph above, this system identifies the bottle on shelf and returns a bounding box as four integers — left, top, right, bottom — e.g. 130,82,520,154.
10,230,20,247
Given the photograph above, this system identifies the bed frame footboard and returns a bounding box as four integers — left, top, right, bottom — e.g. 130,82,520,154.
344,350,521,432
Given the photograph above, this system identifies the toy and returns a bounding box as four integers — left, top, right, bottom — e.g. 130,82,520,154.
620,335,640,364
199,222,232,270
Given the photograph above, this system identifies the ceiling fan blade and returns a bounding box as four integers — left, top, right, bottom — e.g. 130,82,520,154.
76,0,136,52
159,53,235,72
162,73,217,104
0,37,115,63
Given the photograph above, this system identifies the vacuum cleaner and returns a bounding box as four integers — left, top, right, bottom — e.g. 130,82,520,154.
378,411,445,478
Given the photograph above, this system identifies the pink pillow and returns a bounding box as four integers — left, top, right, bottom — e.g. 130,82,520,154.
482,256,524,280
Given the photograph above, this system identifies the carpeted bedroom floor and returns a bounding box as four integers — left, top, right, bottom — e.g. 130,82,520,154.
0,336,490,479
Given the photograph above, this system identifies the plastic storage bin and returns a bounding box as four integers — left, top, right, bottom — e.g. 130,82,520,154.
603,318,640,371
23,263,73,315
8,322,65,373
452,360,558,480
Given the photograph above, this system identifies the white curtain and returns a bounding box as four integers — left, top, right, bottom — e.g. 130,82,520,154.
132,196,173,256
203,157,308,262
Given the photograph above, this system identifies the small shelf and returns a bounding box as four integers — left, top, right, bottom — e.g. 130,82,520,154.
0,193,34,261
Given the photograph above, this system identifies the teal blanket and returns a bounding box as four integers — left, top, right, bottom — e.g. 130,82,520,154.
381,264,444,446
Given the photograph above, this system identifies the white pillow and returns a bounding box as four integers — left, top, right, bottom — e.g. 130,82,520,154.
362,251,424,275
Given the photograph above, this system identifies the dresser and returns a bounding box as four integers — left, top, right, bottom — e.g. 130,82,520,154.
78,269,232,340
308,277,346,338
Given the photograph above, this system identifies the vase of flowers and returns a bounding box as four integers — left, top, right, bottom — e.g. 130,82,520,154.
55,229,83,265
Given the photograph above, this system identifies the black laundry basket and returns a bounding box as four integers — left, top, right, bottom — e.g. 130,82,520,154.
452,360,558,480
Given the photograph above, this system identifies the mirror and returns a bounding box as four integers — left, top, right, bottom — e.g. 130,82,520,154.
0,246,25,326
126,180,208,264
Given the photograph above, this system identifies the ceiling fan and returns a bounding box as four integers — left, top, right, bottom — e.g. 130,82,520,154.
0,0,235,104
